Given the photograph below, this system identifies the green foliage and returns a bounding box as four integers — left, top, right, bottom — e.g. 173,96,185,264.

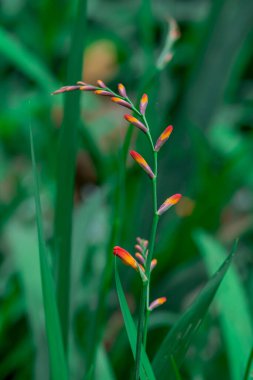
152,241,236,379
30,126,68,380
0,0,253,379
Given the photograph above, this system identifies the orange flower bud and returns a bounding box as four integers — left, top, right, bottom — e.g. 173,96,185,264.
135,253,145,265
157,194,182,216
52,85,81,95
97,79,107,88
140,94,148,115
130,150,155,179
151,259,157,271
94,89,112,96
118,83,127,97
149,297,167,311
124,114,148,134
155,125,173,152
111,97,132,110
113,246,138,270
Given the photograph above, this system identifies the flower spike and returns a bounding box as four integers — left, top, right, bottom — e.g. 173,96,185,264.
113,246,138,270
111,97,133,110
118,83,127,97
157,194,182,216
140,94,148,115
130,150,155,179
149,297,167,311
124,114,148,134
155,125,173,152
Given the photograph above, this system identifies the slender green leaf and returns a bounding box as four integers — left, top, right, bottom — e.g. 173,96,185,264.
54,0,87,349
195,231,253,380
152,240,237,380
30,126,68,380
95,346,116,380
243,347,253,380
0,27,57,92
170,356,183,380
115,261,156,380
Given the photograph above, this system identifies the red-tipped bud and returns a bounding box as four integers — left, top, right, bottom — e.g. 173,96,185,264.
124,114,148,134
111,97,132,110
135,253,145,265
97,79,107,88
140,94,148,115
113,246,138,270
52,85,81,95
94,89,112,96
118,83,127,98
155,125,173,152
151,259,157,271
157,194,182,216
149,297,167,311
130,150,155,179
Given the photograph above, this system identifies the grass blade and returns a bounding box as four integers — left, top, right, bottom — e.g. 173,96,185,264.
30,126,68,380
170,356,183,380
115,261,156,380
152,240,237,380
243,347,253,380
195,231,253,380
54,0,87,349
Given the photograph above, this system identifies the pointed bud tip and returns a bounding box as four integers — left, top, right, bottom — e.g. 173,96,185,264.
157,194,182,216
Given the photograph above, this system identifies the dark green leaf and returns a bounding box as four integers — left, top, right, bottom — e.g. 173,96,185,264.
30,126,68,380
152,239,237,379
195,231,253,380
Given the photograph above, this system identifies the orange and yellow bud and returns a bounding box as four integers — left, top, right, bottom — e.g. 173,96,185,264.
149,297,167,311
140,94,148,115
97,79,107,88
124,114,147,134
113,246,138,270
79,85,97,91
151,259,157,271
157,194,182,216
154,125,173,152
118,83,127,98
130,150,155,179
111,97,132,110
94,89,112,96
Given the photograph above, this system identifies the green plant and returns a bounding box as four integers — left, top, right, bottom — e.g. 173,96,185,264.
53,80,237,379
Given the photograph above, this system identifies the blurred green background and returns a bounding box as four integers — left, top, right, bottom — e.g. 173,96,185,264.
1,0,253,379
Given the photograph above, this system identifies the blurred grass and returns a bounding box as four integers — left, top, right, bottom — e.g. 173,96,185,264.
54,0,87,349
0,0,253,379
30,126,68,380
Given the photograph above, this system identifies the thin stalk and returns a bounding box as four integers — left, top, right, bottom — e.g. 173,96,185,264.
134,283,147,380
132,114,160,375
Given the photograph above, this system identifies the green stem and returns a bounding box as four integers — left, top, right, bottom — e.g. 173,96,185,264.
134,283,147,380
